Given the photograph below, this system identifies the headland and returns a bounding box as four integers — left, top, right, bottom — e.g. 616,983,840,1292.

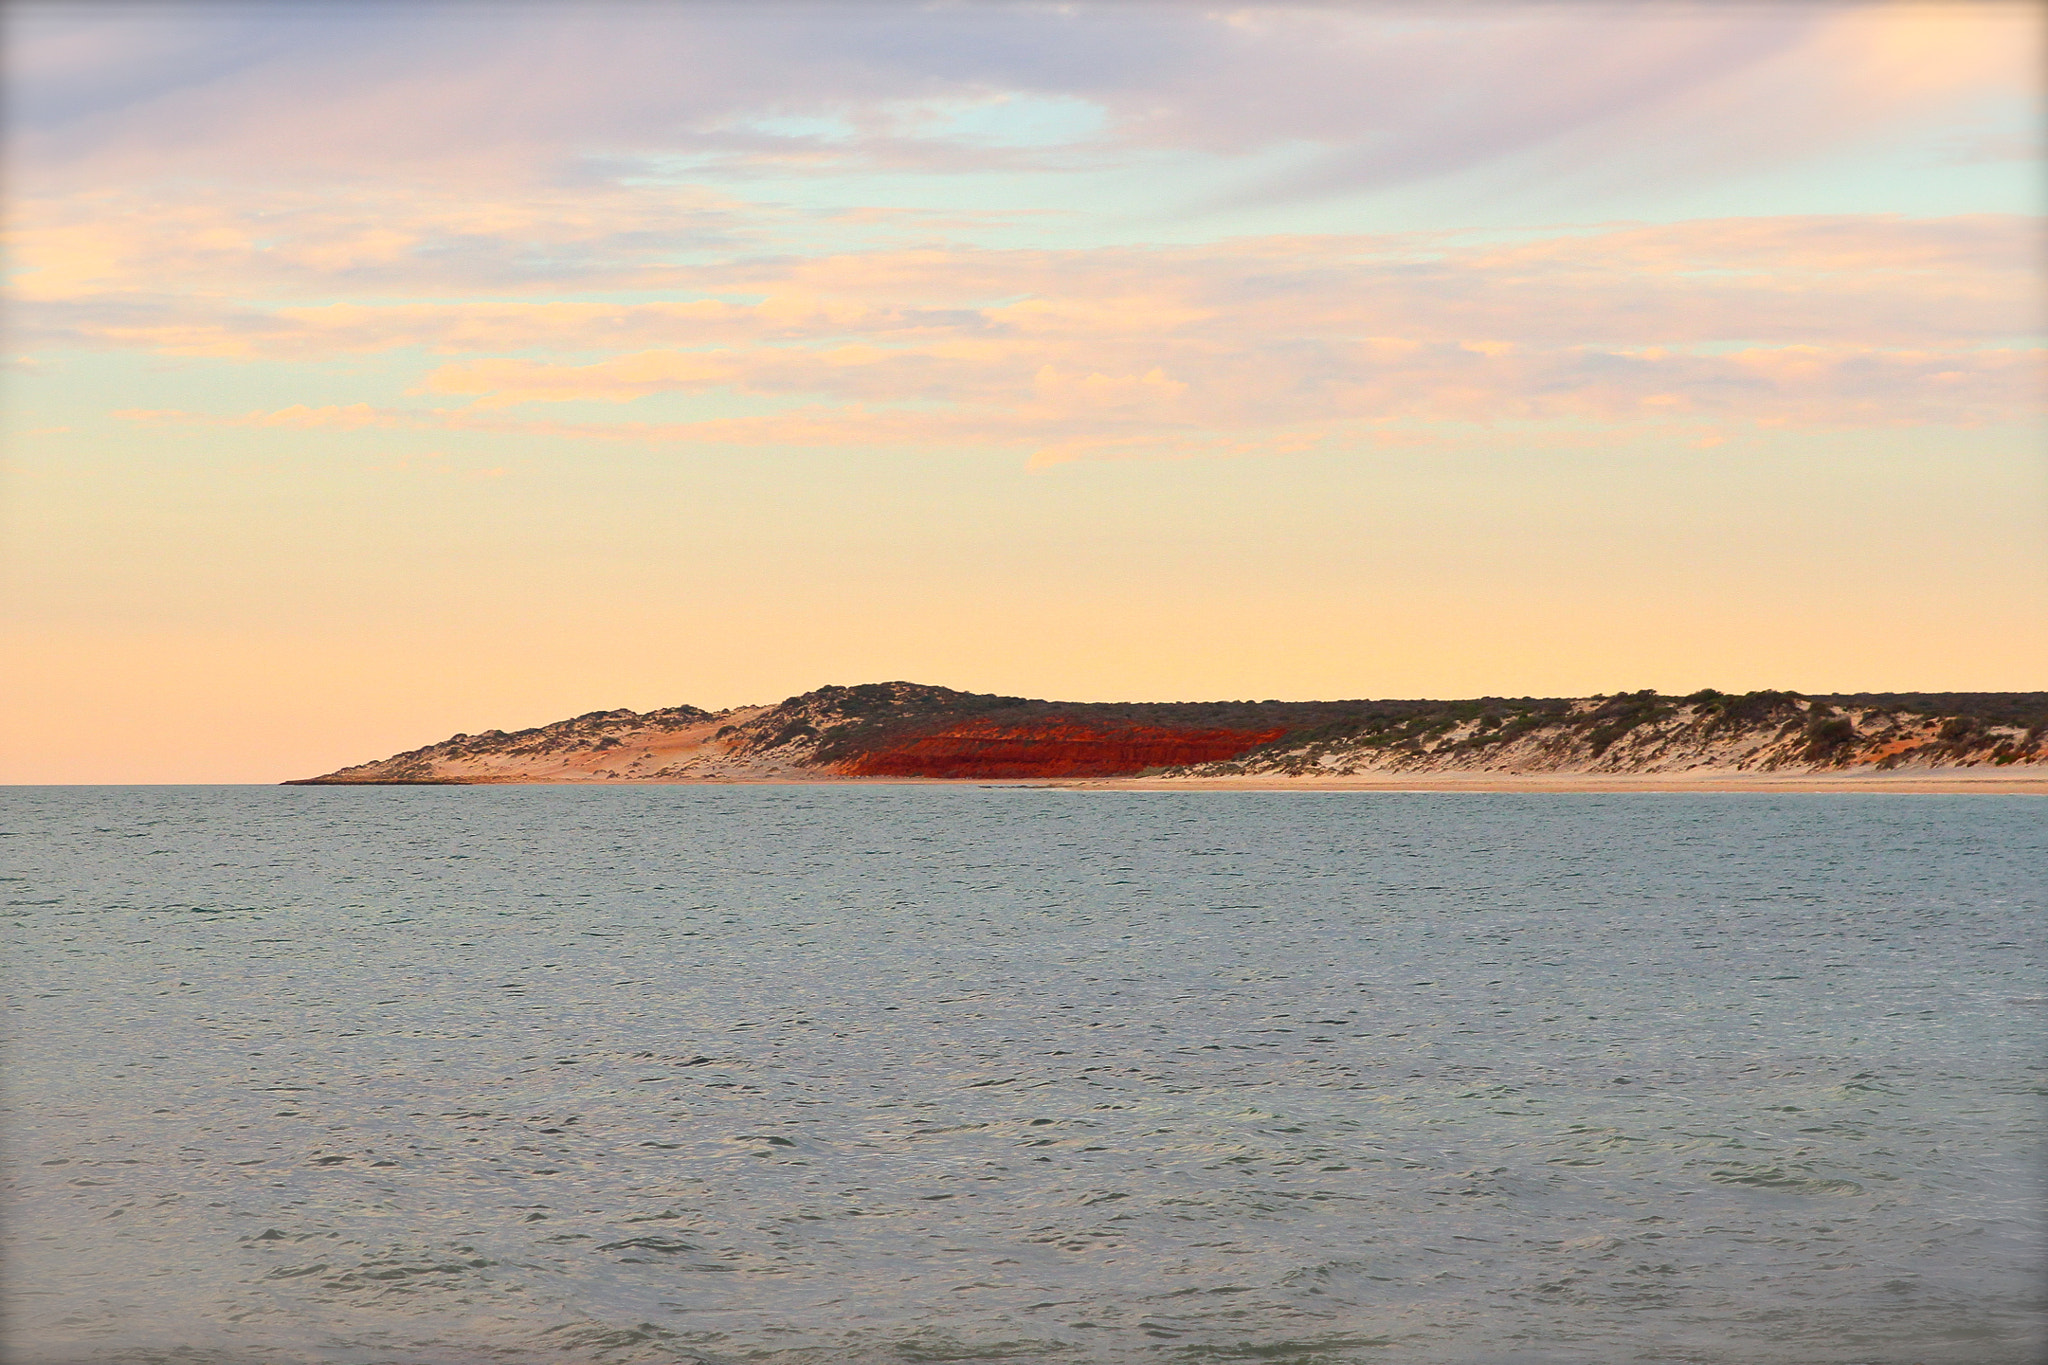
287,683,2047,791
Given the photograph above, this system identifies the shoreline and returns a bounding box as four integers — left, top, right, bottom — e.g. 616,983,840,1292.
291,686,2048,789
1055,771,2047,795
285,770,2048,794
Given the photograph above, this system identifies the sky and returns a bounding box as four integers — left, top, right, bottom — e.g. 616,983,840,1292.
3,0,2043,783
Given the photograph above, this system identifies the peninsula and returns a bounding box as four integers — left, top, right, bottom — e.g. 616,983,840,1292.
288,683,2046,791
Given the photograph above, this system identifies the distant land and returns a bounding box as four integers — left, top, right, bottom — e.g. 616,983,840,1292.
288,683,2045,787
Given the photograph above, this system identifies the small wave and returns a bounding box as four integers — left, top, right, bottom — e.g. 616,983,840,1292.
1707,1164,1865,1195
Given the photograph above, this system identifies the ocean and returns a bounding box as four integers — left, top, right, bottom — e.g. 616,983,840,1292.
4,786,2043,1365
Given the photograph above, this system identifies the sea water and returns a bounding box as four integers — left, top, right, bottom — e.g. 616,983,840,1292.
4,786,2043,1365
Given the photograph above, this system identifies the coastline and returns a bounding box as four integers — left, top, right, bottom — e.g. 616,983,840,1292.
291,770,2047,794
1053,770,2048,795
290,685,2048,790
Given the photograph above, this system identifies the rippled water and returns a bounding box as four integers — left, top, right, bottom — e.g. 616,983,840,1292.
4,786,2043,1365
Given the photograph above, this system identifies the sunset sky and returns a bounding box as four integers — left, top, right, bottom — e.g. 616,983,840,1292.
4,1,2042,783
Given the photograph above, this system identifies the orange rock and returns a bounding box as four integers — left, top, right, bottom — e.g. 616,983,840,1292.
834,718,1287,779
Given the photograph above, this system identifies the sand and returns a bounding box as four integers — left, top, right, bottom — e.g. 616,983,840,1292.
409,770,2044,793
1053,771,2047,795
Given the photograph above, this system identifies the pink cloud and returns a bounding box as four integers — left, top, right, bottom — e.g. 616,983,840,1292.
9,4,2035,204
85,212,2038,461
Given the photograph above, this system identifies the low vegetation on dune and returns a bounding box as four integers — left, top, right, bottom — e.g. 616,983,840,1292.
1174,689,2046,778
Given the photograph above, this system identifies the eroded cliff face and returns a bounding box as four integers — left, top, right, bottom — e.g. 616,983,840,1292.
836,718,1288,779
288,685,2044,784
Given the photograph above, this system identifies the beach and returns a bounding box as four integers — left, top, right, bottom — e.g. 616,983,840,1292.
1062,769,2048,795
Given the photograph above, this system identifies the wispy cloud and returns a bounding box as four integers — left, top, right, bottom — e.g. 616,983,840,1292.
100,211,2037,467
9,3,2034,203
16,5,2042,467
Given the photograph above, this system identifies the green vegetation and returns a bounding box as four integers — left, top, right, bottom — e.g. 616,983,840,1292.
1802,713,1858,762
1814,692,2048,732
1183,687,2045,769
1693,690,1805,732
1578,690,1675,756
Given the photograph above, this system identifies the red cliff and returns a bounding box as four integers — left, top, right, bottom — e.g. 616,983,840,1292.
833,718,1287,779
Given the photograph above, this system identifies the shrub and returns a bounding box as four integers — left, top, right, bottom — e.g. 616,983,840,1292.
1581,690,1673,756
1701,690,1804,732
1802,715,1857,761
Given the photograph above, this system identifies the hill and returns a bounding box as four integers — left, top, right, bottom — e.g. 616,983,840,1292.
287,684,2046,784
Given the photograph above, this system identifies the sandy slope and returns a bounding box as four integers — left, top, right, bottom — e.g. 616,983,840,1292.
300,705,805,784
1166,697,2041,782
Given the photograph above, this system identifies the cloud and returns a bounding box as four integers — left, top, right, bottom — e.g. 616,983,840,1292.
113,403,409,430
5,182,757,306
76,210,2041,461
125,323,2036,471
1194,4,2039,207
13,0,2035,474
33,208,2036,343
8,2,2035,205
